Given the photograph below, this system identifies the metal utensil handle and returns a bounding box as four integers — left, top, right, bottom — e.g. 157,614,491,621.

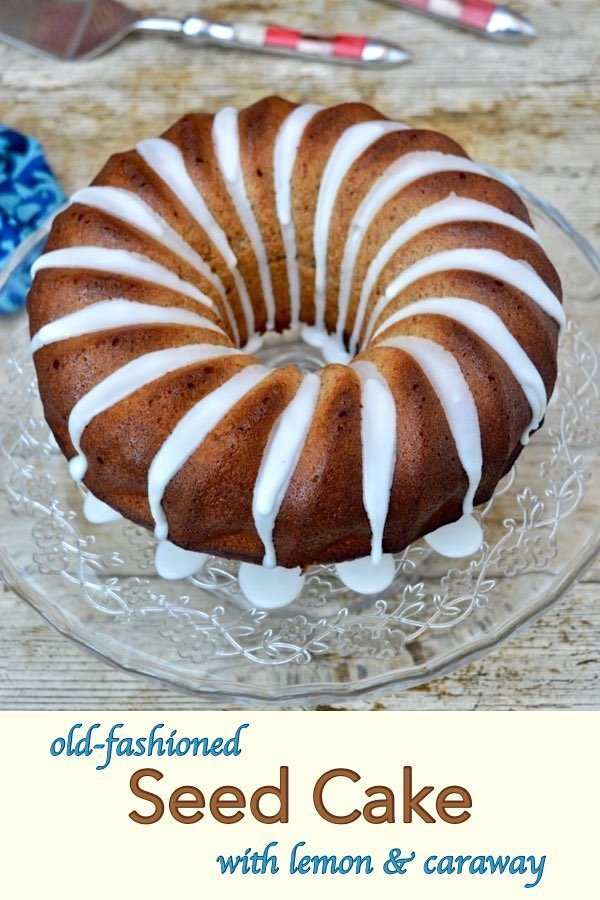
221,21,369,62
377,0,536,42
383,0,495,29
134,16,407,67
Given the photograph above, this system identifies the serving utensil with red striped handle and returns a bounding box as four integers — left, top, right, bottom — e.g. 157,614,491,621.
376,0,536,42
0,0,410,67
188,18,409,67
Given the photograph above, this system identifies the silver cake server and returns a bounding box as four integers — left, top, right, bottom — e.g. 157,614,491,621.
0,0,410,67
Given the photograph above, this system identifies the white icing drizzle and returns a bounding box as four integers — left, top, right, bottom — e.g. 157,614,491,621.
238,562,305,609
373,297,547,444
253,372,320,567
212,108,276,330
361,247,566,349
335,554,396,595
313,120,408,329
273,104,323,327
32,246,216,313
31,299,225,353
300,324,352,364
337,152,488,345
67,344,240,481
70,186,240,345
242,333,264,355
379,334,483,514
346,193,542,351
136,136,255,340
351,360,397,563
136,138,236,263
83,491,122,524
155,540,208,580
148,364,271,541
424,515,483,558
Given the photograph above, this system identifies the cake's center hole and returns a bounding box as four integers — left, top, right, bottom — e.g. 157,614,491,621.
250,326,353,373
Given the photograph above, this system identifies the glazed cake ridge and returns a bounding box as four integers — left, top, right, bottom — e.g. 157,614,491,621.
27,96,564,570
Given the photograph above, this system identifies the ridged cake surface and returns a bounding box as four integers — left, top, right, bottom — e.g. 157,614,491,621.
28,97,564,569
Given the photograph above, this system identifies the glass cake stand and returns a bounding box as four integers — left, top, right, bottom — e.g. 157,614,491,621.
1,170,599,705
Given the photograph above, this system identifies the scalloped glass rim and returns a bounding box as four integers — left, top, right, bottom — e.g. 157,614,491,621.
1,168,599,706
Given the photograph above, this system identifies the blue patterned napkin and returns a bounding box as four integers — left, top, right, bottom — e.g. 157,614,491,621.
0,126,65,314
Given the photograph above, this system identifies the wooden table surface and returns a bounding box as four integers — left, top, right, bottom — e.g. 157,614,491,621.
0,0,598,709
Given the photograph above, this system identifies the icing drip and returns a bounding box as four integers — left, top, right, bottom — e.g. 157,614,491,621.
339,152,489,345
30,299,225,353
148,364,271,540
155,540,208,579
32,246,216,312
424,514,483,558
373,296,547,444
253,372,321,567
335,554,396,594
362,247,566,348
136,137,255,341
346,193,543,351
351,360,397,563
67,344,240,481
242,333,264,355
273,104,323,327
313,120,408,329
212,108,276,330
380,334,483,514
83,491,122,524
238,562,305,609
300,325,352,364
70,186,240,345
136,139,236,266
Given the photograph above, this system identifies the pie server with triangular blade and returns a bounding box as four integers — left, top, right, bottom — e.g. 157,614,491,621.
0,0,410,67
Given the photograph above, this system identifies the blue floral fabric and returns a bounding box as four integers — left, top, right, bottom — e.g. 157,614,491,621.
0,126,65,314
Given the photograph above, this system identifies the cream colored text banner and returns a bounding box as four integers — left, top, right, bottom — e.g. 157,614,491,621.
0,711,597,897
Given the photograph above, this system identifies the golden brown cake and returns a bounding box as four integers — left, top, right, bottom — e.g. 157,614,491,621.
27,96,564,576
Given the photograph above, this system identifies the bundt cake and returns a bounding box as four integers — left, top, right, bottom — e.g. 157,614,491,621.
27,96,564,580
